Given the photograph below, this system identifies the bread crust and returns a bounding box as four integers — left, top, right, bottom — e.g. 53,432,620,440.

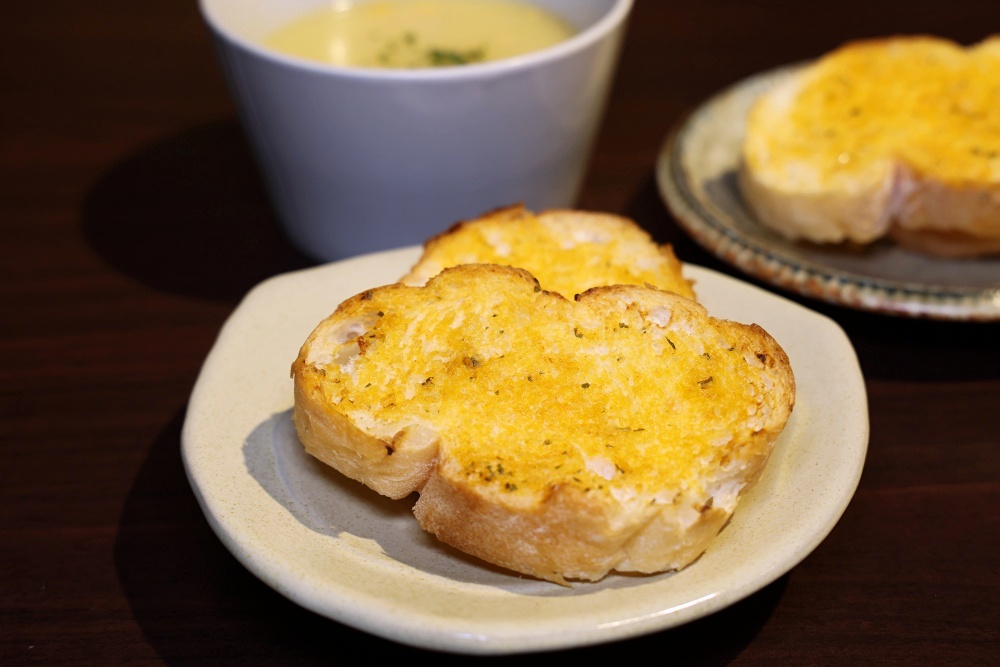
293,379,439,500
291,264,795,584
412,459,738,585
740,35,1000,257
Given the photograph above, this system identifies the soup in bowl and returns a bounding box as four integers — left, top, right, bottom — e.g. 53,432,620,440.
265,0,577,69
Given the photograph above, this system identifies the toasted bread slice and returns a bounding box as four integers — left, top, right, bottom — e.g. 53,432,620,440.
291,263,795,584
400,204,697,300
740,35,1000,257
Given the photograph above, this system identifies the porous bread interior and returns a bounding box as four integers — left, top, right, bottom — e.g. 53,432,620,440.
401,204,696,300
741,35,1000,253
292,264,795,582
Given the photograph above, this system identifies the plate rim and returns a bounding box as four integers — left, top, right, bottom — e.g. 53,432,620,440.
656,63,1000,322
181,248,870,654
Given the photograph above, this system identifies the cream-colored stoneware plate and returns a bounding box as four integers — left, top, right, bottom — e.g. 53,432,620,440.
657,64,1000,321
181,246,868,655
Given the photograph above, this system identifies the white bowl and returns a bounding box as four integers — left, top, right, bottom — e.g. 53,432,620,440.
200,0,634,261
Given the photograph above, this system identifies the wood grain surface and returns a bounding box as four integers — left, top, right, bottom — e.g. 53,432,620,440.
2,1,998,664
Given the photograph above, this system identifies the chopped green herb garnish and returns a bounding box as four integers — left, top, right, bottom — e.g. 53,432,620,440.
428,47,485,66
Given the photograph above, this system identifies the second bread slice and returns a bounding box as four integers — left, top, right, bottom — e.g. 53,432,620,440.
400,204,697,300
740,35,1000,257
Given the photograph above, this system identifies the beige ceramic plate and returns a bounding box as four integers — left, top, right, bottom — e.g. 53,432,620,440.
182,247,868,655
657,64,1000,321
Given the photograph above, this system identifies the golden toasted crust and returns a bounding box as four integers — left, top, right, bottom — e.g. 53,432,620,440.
400,204,696,300
291,264,795,584
740,34,1000,256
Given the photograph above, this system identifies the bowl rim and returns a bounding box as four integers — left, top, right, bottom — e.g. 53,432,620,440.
199,0,634,81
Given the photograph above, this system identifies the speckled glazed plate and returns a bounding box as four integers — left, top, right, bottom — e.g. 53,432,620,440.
181,247,868,655
657,64,1000,321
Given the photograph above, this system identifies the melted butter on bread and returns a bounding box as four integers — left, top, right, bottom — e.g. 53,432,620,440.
401,204,696,300
741,35,1000,256
292,264,795,584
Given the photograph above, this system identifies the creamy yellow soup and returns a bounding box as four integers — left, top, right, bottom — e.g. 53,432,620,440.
263,0,576,69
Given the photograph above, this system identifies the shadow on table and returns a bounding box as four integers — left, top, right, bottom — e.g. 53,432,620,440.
81,120,314,304
114,409,786,665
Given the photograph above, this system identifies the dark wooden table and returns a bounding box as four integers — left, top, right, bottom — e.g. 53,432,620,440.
3,1,998,664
